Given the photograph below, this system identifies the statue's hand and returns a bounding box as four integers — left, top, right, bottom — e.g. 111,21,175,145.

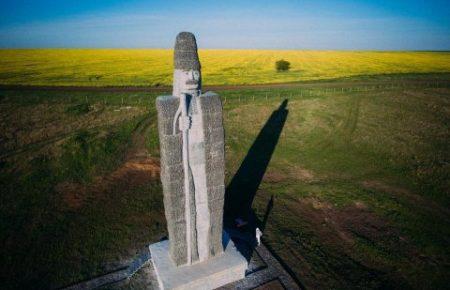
179,116,191,131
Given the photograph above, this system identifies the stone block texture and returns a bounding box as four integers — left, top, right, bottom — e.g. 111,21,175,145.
198,92,225,257
156,92,225,266
149,232,247,290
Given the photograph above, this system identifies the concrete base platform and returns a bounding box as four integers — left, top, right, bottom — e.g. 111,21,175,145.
149,233,247,290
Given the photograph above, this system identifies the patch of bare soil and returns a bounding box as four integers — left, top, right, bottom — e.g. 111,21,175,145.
291,166,315,182
362,180,450,219
263,194,417,289
57,157,160,211
55,116,160,211
263,166,315,183
263,171,286,183
290,197,392,247
55,181,86,209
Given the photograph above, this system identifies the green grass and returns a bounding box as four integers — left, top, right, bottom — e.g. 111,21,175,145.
0,90,166,289
65,103,91,116
0,74,449,289
220,80,449,289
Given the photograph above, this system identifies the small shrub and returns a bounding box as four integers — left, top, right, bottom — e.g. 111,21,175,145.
88,75,102,81
276,59,291,72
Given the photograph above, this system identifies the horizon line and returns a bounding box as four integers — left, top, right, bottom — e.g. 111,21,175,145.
1,47,449,52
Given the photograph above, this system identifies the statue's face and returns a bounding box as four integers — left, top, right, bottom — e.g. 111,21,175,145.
183,70,200,91
173,69,201,97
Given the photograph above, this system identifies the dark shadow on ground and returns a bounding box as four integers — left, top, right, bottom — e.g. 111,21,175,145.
224,99,288,222
223,99,288,248
222,99,306,287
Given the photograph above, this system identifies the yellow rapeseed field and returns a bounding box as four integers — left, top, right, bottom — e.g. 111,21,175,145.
0,49,449,86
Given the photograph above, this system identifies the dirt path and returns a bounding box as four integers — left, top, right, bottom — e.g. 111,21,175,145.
2,76,449,93
56,115,160,210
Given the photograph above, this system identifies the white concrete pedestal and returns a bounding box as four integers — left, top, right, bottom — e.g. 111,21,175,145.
149,232,247,290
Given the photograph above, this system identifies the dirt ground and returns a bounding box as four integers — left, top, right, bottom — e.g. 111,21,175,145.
56,116,161,211
256,187,448,289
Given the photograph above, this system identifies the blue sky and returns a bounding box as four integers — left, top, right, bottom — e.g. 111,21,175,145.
0,0,449,50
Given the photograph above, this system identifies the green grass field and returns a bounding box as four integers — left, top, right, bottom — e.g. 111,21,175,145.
1,74,449,289
0,49,449,86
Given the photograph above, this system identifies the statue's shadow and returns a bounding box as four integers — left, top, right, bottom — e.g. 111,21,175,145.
224,99,289,261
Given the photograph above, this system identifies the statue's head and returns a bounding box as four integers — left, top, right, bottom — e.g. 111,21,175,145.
173,32,202,97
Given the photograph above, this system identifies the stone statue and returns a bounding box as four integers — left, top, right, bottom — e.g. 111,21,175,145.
150,32,246,290
156,32,225,266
